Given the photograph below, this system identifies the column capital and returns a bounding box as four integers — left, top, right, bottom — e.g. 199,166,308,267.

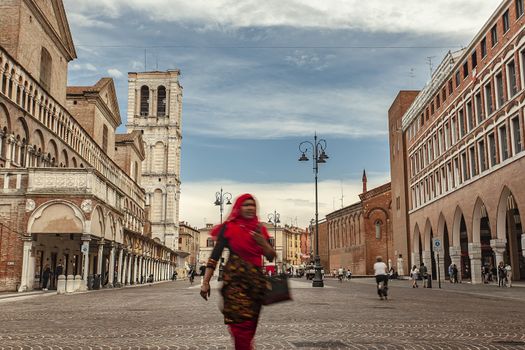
21,235,33,242
490,239,507,253
81,234,92,242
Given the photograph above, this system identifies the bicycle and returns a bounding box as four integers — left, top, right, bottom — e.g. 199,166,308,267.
376,276,388,300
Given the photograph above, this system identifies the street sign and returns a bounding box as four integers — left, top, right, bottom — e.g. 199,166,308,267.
432,238,442,253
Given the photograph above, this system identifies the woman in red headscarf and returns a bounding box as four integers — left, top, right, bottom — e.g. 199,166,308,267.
200,194,276,350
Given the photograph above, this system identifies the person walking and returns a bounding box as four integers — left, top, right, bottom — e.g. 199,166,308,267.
374,256,389,300
41,264,51,291
497,261,506,288
505,263,512,287
410,265,419,288
337,266,344,283
200,194,276,350
448,263,454,283
419,263,428,288
451,264,459,284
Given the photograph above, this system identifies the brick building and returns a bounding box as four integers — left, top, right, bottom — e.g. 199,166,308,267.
0,0,177,292
326,172,392,275
389,0,525,283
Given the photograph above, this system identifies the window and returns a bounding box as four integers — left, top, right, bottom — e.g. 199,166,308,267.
455,70,461,87
140,85,149,116
495,72,505,108
471,50,478,69
491,25,498,47
481,37,487,58
517,0,524,18
454,157,460,186
488,132,498,166
102,125,108,153
451,116,457,144
478,139,487,172
459,109,466,138
431,102,435,115
466,101,474,131
475,92,483,123
511,116,523,153
499,124,509,161
507,60,518,97
436,94,440,109
442,87,447,102
469,146,478,177
448,80,454,95
39,47,52,92
484,82,493,115
461,152,469,181
157,85,166,116
463,61,469,78
503,10,510,33
206,238,215,247
444,122,450,149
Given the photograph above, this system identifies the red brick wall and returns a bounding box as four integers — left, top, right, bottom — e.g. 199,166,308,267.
317,221,329,270
0,199,26,291
389,91,419,275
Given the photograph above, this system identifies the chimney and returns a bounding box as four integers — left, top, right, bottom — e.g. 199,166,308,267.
362,169,367,193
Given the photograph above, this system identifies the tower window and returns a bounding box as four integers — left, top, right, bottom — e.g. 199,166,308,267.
157,86,166,116
39,47,52,91
140,85,149,116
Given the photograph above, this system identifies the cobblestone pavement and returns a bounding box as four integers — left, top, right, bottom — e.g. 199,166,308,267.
1,277,525,350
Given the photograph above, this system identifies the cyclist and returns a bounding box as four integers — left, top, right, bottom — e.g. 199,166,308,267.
374,256,389,300
337,266,344,283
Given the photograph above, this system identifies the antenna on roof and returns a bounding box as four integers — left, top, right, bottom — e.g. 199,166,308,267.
426,56,436,77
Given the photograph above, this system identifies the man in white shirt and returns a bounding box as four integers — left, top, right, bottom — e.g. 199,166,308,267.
374,256,389,300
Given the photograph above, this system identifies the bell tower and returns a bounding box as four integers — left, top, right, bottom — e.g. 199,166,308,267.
127,70,182,249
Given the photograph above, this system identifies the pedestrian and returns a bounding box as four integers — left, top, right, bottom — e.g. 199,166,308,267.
448,263,454,283
497,262,506,288
41,264,51,291
410,265,419,288
505,263,512,287
420,263,428,288
338,266,344,282
452,264,459,283
374,256,389,300
200,194,276,350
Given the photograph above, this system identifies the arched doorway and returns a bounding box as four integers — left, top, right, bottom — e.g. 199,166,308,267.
459,216,470,279
503,193,524,280
443,223,451,279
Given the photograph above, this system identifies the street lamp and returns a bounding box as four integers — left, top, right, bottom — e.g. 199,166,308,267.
268,210,280,274
309,218,314,263
214,188,232,224
298,134,329,287
214,188,232,281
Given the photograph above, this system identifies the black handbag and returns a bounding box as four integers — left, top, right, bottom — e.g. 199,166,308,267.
262,274,292,305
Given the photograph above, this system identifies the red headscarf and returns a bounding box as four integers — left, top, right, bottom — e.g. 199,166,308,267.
210,193,270,267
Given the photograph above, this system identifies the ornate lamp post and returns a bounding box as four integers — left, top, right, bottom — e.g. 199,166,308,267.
214,188,232,224
268,210,280,274
298,134,329,287
214,188,232,281
309,218,314,263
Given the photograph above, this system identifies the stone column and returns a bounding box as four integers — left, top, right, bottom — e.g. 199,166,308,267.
491,238,507,282
97,241,104,289
468,242,482,284
449,246,462,282
411,252,421,269
522,235,525,259
117,247,124,286
121,252,128,285
422,250,432,277
127,254,133,285
80,235,91,291
108,244,116,288
133,255,138,284
18,236,33,292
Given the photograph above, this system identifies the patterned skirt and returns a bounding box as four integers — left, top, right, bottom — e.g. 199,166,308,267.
221,253,267,324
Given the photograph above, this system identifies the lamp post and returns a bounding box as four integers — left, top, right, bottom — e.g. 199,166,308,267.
298,134,329,287
268,211,280,274
214,188,232,224
214,188,232,281
309,218,314,263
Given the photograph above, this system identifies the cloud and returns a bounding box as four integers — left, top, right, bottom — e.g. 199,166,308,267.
69,63,98,72
65,0,500,36
179,173,390,229
185,85,391,139
68,13,113,29
107,68,124,78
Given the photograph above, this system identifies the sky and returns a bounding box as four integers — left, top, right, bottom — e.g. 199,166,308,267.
63,0,501,228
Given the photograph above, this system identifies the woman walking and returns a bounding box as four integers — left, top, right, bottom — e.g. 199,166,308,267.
410,265,419,288
200,194,276,350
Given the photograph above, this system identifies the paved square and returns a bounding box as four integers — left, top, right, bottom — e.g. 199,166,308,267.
1,278,524,349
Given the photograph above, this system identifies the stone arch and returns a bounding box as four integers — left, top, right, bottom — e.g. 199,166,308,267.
151,188,163,222
412,223,422,267
71,156,77,167
423,218,433,252
152,141,165,173
47,139,58,166
28,200,85,234
140,85,149,116
452,206,468,246
0,103,11,131
496,186,515,240
364,207,389,220
60,149,68,167
91,205,105,238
